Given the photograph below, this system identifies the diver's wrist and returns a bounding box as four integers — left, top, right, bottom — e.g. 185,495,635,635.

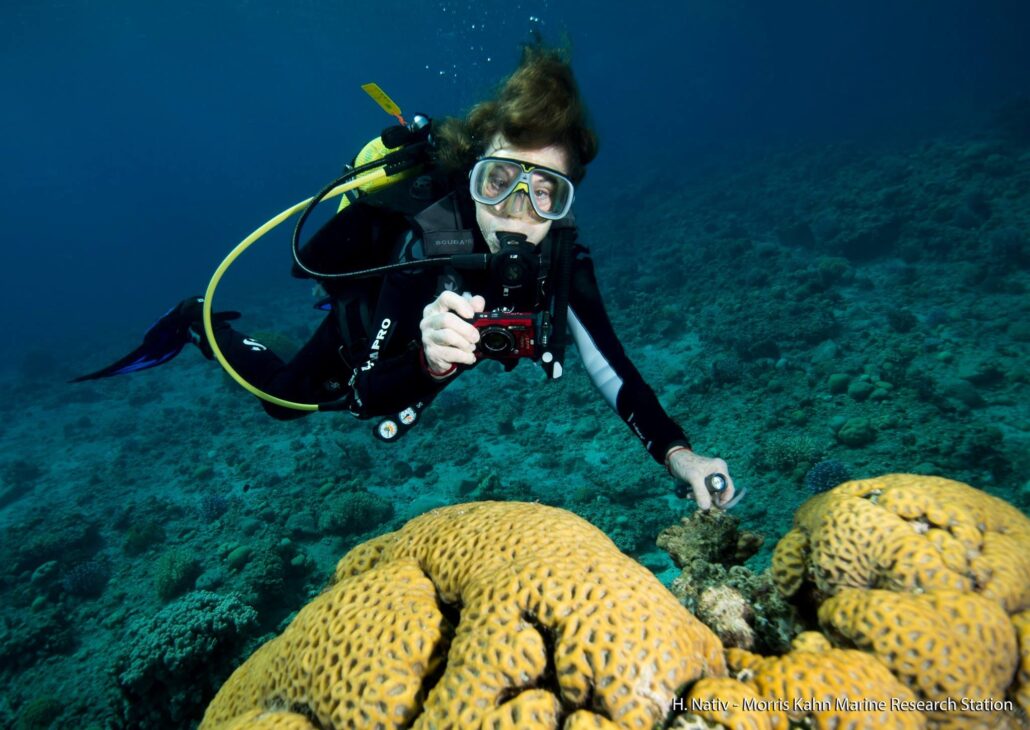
419,348,457,379
664,444,693,474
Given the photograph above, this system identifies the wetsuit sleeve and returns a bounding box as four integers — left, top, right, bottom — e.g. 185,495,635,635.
344,265,458,417
566,245,690,463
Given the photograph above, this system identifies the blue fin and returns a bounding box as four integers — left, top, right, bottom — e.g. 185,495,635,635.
70,306,191,382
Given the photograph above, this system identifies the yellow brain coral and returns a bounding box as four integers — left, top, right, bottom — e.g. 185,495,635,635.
819,588,1017,727
771,474,1030,613
216,709,319,729
200,502,726,730
788,630,831,653
723,645,924,729
1013,611,1030,717
680,677,778,730
768,474,1030,729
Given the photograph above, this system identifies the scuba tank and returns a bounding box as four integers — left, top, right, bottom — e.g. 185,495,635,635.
335,120,438,215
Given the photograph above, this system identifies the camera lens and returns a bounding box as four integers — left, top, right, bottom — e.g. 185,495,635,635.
501,260,525,284
490,248,537,294
480,327,515,354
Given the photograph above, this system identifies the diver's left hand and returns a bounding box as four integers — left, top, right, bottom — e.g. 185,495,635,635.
666,447,736,511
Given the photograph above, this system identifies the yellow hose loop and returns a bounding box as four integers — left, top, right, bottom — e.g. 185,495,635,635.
202,168,388,411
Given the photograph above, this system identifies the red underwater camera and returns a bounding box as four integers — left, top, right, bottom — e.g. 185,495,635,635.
470,311,541,361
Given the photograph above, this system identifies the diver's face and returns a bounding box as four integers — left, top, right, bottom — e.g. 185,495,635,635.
475,135,571,253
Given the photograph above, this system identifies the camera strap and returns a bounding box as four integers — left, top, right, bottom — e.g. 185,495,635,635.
539,226,575,379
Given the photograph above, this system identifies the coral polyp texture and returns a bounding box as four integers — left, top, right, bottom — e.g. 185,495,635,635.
667,630,924,729
720,643,923,730
771,473,1030,611
818,588,1018,727
1014,611,1030,717
200,501,726,730
769,474,1030,728
696,585,755,650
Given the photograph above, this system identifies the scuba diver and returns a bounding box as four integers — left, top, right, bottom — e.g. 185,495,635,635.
73,46,740,511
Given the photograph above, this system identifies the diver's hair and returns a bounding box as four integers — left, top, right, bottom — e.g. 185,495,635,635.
434,45,599,182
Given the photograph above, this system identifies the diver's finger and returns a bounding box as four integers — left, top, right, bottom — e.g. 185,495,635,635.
436,290,476,319
438,312,480,344
693,479,713,511
428,344,477,367
420,311,477,345
427,326,476,353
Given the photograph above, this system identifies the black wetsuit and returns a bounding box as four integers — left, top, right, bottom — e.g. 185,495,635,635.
211,191,690,464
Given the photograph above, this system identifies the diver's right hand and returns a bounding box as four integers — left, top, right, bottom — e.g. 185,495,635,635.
420,291,484,377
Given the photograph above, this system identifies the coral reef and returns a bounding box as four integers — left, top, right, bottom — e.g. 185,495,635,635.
225,537,312,611
13,696,63,730
121,518,166,556
802,458,851,494
820,588,1017,727
114,591,259,728
658,510,794,654
1014,611,1030,717
696,585,755,650
654,474,1028,728
316,487,394,536
772,474,1030,610
770,474,1029,727
0,459,44,508
198,493,231,522
154,546,203,601
200,502,726,729
694,641,924,729
60,559,110,598
0,607,76,673
575,492,674,555
4,509,103,574
750,432,827,482
2,98,1029,728
658,509,765,569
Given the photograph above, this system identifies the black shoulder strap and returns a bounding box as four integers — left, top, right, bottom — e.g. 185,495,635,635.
540,225,576,379
414,192,476,257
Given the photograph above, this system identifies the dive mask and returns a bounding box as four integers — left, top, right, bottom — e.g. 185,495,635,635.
470,157,575,221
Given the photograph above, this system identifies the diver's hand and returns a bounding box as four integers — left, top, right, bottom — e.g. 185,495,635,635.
420,291,484,377
666,446,736,511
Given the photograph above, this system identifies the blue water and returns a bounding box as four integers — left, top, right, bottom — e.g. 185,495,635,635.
1,1,1028,727
3,0,1028,354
